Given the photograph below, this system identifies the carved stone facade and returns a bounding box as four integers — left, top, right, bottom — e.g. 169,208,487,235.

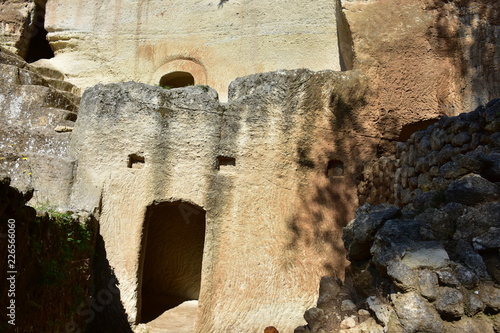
69,70,372,332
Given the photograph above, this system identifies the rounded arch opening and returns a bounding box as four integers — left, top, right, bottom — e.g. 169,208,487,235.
159,71,195,88
138,201,206,323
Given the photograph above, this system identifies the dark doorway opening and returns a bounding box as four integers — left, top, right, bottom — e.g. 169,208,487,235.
25,3,54,63
159,71,195,88
139,201,206,323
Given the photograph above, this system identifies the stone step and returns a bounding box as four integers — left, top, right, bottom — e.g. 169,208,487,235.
18,68,81,106
28,60,82,99
18,67,49,87
29,59,66,80
45,77,81,95
0,46,28,69
56,89,81,106
135,300,198,333
39,86,79,112
0,49,82,108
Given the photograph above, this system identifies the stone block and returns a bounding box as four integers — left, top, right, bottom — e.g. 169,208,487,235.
402,242,449,270
435,287,464,320
473,227,500,251
418,270,439,301
392,292,443,333
445,174,499,206
343,204,401,261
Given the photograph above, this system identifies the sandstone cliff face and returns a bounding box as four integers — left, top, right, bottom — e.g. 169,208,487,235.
343,0,500,150
3,0,497,155
3,0,499,148
42,0,344,101
68,69,379,332
0,46,80,207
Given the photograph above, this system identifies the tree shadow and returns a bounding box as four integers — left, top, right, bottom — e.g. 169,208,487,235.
285,71,371,278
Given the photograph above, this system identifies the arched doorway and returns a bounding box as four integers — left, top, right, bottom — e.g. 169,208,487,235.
139,201,206,323
159,71,195,88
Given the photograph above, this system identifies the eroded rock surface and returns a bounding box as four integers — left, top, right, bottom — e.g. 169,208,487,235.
343,0,500,152
0,46,80,207
39,0,346,101
0,0,36,56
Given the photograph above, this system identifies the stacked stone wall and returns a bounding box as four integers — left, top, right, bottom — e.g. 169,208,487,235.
359,98,500,208
358,156,397,205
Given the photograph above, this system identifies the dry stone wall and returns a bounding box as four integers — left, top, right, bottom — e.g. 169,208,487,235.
358,156,397,205
359,98,500,208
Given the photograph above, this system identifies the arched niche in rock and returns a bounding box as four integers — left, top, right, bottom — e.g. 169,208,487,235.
150,58,207,88
159,71,195,88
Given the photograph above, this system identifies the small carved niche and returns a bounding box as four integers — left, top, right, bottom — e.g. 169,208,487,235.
128,154,145,169
216,156,236,170
327,159,344,179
